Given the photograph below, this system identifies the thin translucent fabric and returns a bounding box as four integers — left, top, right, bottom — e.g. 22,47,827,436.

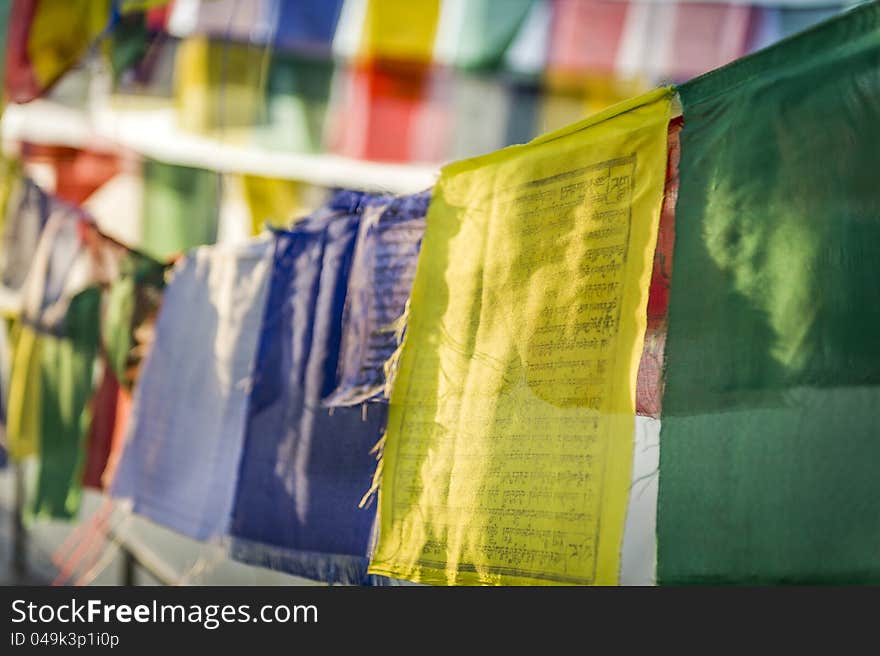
12,206,124,518
111,237,273,541
328,59,441,163
140,159,219,261
635,117,681,419
5,322,42,460
18,144,122,207
447,75,511,161
547,0,630,75
83,249,166,490
4,0,111,103
360,0,441,63
658,4,880,584
81,363,121,490
173,37,266,137
32,287,102,519
369,89,672,585
0,179,52,310
445,0,535,71
323,190,429,407
230,192,389,585
255,52,335,155
19,211,123,336
99,250,167,390
272,0,344,56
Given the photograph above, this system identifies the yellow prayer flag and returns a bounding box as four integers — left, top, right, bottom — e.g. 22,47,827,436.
369,88,673,585
360,0,441,63
241,175,310,233
6,323,42,460
174,37,269,139
28,0,112,91
118,0,169,13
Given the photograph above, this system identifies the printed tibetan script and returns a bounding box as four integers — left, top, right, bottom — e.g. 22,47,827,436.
370,91,672,585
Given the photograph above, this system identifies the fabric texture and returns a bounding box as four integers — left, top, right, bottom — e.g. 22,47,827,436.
635,117,681,419
81,362,120,490
20,144,122,206
0,0,12,97
100,384,131,489
548,0,630,74
0,178,52,310
19,212,123,336
140,159,219,261
658,3,880,584
84,249,165,490
324,190,429,407
191,0,265,42
111,236,273,541
174,36,268,137
241,175,308,231
328,59,440,163
108,8,151,82
448,74,511,160
451,0,535,71
32,287,101,519
667,3,753,82
5,322,42,459
369,89,672,585
271,0,343,56
504,80,541,146
12,199,122,516
253,52,335,154
0,316,11,428
4,0,112,103
230,191,389,584
360,0,441,63
100,249,166,389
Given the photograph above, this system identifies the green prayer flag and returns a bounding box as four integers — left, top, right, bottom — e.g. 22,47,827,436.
253,53,334,154
141,159,219,261
32,288,101,520
0,0,12,98
109,11,150,81
454,0,535,71
658,4,880,584
101,250,165,388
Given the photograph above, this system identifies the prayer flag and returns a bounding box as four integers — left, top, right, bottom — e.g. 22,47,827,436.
111,237,273,541
5,0,112,103
360,0,440,63
369,89,673,585
444,0,535,71
140,159,219,261
272,0,344,56
230,192,389,584
547,0,630,75
31,286,101,519
658,3,880,584
324,191,429,407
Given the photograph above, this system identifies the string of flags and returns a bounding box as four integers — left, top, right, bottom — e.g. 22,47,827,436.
3,0,857,164
1,1,879,585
